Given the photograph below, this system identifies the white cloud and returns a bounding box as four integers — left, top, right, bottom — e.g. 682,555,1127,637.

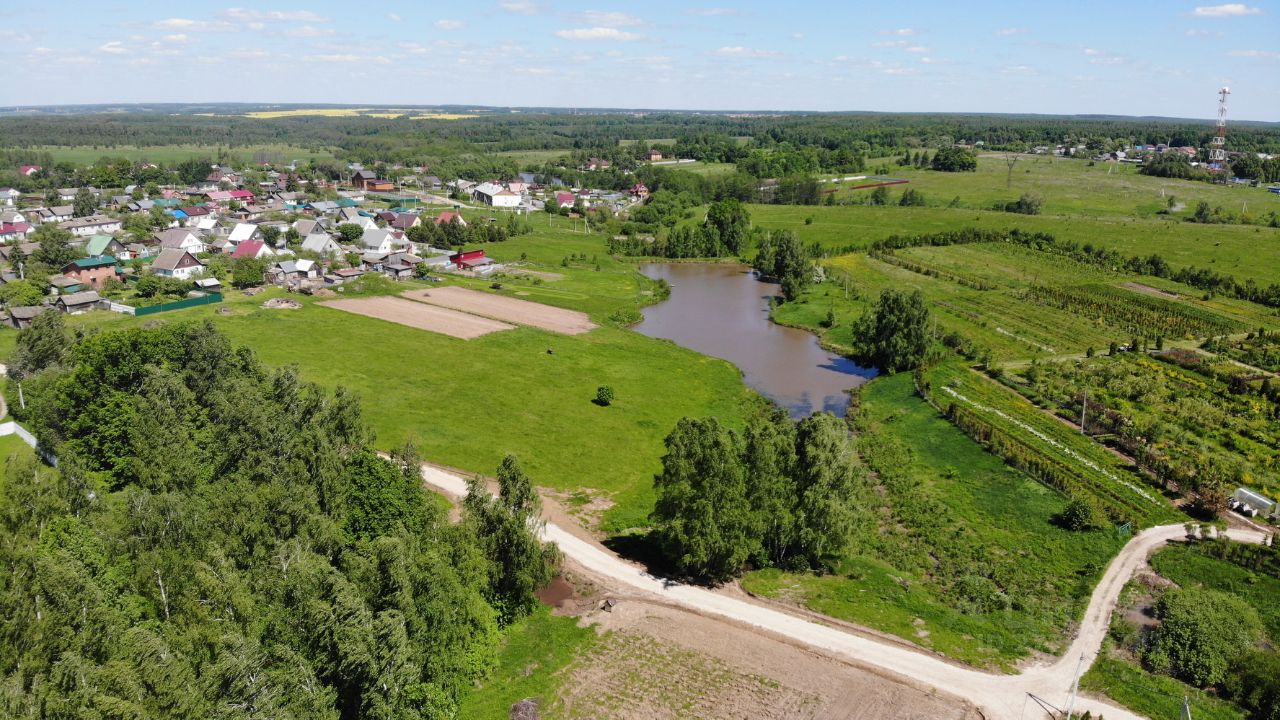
499,0,541,15
1230,49,1279,58
574,11,644,27
0,30,33,42
905,45,929,53
388,13,401,21
98,41,127,54
791,32,804,40
1185,28,1224,36
435,19,465,30
162,34,189,43
919,56,952,64
221,8,328,23
872,40,908,48
154,18,234,32
712,46,780,58
554,27,642,41
1002,65,1037,75
879,28,917,36
287,25,334,37
996,27,1027,36
400,42,430,54
304,53,360,62
229,48,270,59
1084,47,1125,65
1192,3,1262,15
687,7,741,15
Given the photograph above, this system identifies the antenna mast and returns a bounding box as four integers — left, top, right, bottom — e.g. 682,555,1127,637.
1210,87,1230,170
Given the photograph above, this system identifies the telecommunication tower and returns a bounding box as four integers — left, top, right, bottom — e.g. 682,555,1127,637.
1210,87,1230,168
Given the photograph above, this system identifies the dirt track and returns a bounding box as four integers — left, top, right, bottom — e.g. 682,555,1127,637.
403,286,597,335
421,462,1269,720
318,296,514,339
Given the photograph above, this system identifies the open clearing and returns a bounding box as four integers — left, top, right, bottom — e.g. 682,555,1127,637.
318,296,514,339
403,286,597,335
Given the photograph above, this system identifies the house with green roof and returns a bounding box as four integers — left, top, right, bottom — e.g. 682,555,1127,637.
84,235,129,259
61,255,121,290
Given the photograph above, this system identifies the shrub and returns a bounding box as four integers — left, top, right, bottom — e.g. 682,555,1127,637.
594,386,614,407
1144,587,1263,687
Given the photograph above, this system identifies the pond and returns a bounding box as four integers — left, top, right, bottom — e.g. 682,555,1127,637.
635,263,875,418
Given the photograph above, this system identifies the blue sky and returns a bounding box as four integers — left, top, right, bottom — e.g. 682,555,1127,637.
3,1,1277,119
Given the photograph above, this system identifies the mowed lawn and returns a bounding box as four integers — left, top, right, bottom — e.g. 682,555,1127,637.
749,203,1280,286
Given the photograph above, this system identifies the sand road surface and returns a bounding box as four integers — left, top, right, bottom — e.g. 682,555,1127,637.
403,286,597,335
318,296,514,339
420,462,1267,720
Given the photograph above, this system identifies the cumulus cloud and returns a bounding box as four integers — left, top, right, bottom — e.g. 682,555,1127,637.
287,25,334,37
435,19,465,30
712,46,780,58
499,0,541,15
162,34,189,43
388,13,401,21
905,45,929,53
879,28,917,36
1001,64,1037,75
154,18,234,31
1192,3,1262,15
98,41,127,54
574,11,644,27
220,8,328,23
996,27,1027,36
1230,49,1279,58
554,27,642,41
1185,28,1224,36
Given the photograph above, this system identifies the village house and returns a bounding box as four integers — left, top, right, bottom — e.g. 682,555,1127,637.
19,165,41,177
152,248,205,280
8,305,48,329
358,228,405,255
306,200,339,215
0,222,31,243
227,223,260,246
390,213,421,231
230,239,273,261
60,215,123,238
0,188,19,206
555,191,576,209
56,290,103,315
267,259,318,285
585,157,611,171
645,149,664,162
61,256,120,290
85,235,130,260
451,249,494,271
155,228,207,255
40,206,74,223
473,182,522,208
206,189,255,205
301,232,343,257
434,211,467,227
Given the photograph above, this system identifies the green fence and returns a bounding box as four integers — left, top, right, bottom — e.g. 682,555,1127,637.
134,292,223,316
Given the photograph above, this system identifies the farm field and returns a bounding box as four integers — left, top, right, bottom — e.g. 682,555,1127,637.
923,362,1182,527
318,296,517,338
402,286,597,335
827,155,1280,220
743,371,1123,670
29,143,336,165
749,203,1280,287
1019,352,1280,500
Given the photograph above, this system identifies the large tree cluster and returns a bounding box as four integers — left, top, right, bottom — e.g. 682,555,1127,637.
0,321,554,719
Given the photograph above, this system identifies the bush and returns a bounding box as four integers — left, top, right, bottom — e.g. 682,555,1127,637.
1144,587,1263,688
594,386,614,406
1055,497,1108,531
1004,193,1043,215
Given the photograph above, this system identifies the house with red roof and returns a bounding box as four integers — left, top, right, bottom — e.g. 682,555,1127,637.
434,211,467,227
0,222,32,242
555,191,576,209
230,239,272,260
19,165,41,176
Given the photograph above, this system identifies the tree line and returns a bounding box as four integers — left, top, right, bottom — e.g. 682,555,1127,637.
1,319,555,718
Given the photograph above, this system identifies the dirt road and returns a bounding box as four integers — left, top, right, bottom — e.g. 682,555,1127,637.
421,463,1269,719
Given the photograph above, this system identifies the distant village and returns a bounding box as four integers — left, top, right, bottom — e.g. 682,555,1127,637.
0,157,655,326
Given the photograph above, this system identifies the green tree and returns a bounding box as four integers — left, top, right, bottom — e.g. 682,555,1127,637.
743,409,798,567
594,385,614,406
337,223,364,244
1144,587,1263,687
869,186,890,205
1004,192,1043,215
31,224,78,268
898,188,926,206
0,279,44,308
704,199,750,254
770,230,813,301
464,455,556,623
852,289,931,373
1055,497,1108,531
651,417,756,582
230,257,268,288
930,146,978,172
8,310,68,380
72,188,97,217
792,413,864,568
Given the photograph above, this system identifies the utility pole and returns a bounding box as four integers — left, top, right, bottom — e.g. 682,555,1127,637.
1080,392,1087,434
1064,653,1085,719
1181,696,1193,720
1210,87,1230,174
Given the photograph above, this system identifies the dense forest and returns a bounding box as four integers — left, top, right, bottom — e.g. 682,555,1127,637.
0,318,554,719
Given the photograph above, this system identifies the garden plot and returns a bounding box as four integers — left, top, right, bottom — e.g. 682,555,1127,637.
403,286,597,335
317,297,514,339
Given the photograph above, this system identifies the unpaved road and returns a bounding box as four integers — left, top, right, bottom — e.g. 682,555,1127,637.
422,464,1267,720
318,296,515,339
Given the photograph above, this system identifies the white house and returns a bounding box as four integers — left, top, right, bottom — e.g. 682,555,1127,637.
474,181,522,208
0,188,19,206
154,228,207,254
151,248,205,280
358,228,408,255
301,233,343,257
59,215,123,238
227,223,260,245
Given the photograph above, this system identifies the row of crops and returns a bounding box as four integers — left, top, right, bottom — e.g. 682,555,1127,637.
922,363,1182,527
1022,284,1244,340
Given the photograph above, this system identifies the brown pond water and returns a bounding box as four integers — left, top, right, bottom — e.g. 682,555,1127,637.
635,263,876,418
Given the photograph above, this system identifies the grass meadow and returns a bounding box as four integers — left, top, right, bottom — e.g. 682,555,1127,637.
32,143,336,166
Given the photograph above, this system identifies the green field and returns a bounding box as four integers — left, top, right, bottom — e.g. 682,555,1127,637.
750,203,1280,287
743,371,1122,670
31,143,337,165
827,155,1280,221
1083,643,1244,720
0,227,753,532
458,606,595,719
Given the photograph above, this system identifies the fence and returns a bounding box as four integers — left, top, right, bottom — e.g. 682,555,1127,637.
0,420,55,466
105,301,136,315
132,292,223,317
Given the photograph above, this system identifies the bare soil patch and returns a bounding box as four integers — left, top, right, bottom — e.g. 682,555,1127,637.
403,286,596,335
553,600,978,720
1122,281,1181,300
318,296,515,339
